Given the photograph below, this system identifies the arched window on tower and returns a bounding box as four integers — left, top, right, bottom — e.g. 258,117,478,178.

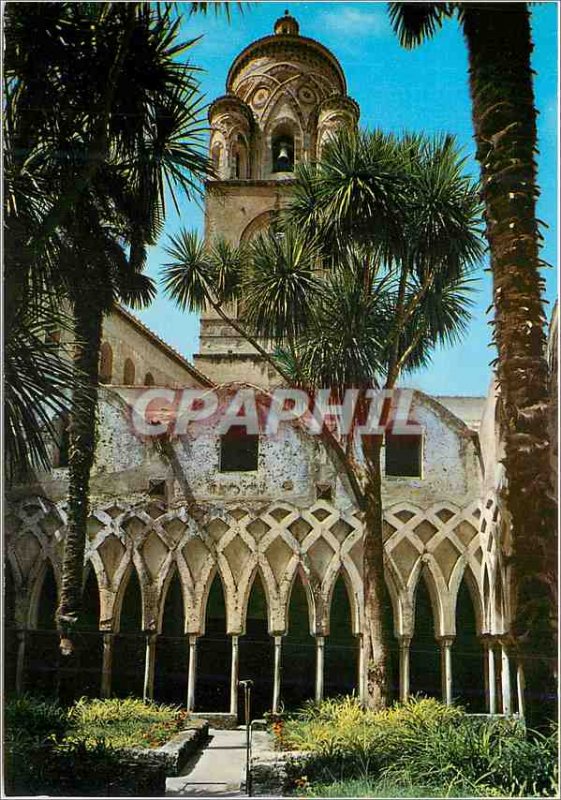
211,142,223,178
233,135,248,179
144,372,155,386
123,358,135,385
99,342,113,384
272,128,295,173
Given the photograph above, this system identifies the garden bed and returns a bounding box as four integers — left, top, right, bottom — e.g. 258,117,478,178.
255,696,558,798
4,695,208,796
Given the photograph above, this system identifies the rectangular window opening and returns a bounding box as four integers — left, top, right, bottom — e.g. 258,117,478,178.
385,432,423,478
220,426,259,472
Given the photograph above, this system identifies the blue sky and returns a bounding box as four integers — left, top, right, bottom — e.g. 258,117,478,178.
136,1,559,397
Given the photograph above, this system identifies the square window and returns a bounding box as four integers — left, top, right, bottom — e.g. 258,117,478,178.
220,426,259,472
385,433,422,478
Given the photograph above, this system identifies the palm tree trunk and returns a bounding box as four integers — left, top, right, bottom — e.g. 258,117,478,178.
362,434,392,708
462,3,557,717
57,293,103,655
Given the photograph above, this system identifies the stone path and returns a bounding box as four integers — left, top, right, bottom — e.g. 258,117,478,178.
166,728,248,798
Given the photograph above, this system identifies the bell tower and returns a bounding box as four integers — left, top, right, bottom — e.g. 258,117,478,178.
194,11,359,385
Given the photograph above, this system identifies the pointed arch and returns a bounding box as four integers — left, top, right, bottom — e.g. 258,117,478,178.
198,570,230,712
123,357,135,385
155,567,187,705
410,569,441,699
283,571,316,708
112,566,144,698
454,575,485,711
99,342,113,384
27,561,59,697
324,571,358,698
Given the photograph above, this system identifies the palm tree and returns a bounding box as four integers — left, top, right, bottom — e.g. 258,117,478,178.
162,129,482,707
4,2,211,656
389,1,557,717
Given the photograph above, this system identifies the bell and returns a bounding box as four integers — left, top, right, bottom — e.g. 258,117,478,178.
277,141,291,169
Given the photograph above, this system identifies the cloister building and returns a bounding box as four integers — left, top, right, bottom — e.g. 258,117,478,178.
5,13,546,722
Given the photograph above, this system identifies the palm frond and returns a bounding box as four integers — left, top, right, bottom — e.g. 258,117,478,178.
161,228,214,311
388,3,455,49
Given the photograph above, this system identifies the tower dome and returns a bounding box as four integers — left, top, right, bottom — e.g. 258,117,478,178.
209,13,359,181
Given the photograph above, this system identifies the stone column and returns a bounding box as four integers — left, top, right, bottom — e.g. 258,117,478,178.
487,639,498,714
501,643,512,715
480,636,492,713
15,629,27,696
439,636,454,706
230,635,239,717
315,635,325,703
398,635,412,703
272,636,282,714
143,632,157,702
101,632,114,699
357,634,366,704
516,660,526,719
187,634,198,712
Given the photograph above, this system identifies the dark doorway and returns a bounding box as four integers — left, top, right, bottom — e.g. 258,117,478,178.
27,565,59,697
282,576,315,710
113,570,144,698
155,571,187,705
324,575,357,698
410,574,440,698
239,573,273,720
454,578,485,711
198,574,230,711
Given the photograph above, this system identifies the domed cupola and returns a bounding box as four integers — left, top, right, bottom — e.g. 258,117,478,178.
274,9,300,36
208,12,359,180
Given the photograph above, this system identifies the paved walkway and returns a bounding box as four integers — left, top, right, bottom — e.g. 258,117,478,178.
166,728,247,798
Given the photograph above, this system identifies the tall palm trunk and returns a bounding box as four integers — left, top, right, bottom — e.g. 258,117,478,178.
362,435,392,708
57,292,103,655
462,3,557,714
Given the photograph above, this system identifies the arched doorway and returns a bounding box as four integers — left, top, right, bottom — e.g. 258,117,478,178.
27,565,59,696
155,571,187,705
410,574,440,698
198,574,230,712
282,575,315,709
239,573,273,720
324,574,357,698
454,578,484,711
113,570,144,698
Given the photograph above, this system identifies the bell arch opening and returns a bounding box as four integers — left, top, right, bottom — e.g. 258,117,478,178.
272,125,295,173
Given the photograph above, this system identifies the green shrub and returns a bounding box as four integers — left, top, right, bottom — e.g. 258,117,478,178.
4,694,69,742
69,696,189,749
4,695,190,796
276,696,559,798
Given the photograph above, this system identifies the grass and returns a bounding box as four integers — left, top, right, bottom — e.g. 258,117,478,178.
295,777,477,797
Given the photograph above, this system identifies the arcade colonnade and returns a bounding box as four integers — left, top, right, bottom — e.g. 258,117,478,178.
5,494,523,716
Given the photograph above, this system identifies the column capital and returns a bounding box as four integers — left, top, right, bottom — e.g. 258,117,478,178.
437,635,455,647
397,634,412,648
